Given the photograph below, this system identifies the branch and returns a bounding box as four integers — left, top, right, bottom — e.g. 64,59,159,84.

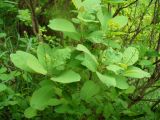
151,99,160,111
141,99,159,102
26,0,39,35
120,113,146,119
153,59,160,65
145,85,160,95
154,32,160,71
113,0,138,17
24,0,43,42
129,0,154,44
128,71,160,108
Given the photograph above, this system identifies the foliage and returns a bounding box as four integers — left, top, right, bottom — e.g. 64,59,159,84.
0,0,160,120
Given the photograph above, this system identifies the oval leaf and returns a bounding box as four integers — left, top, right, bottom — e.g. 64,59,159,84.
76,44,98,72
124,66,151,78
111,16,128,28
10,51,34,72
37,43,52,72
51,70,81,83
80,81,100,101
122,47,139,66
30,85,54,110
48,18,76,33
24,107,37,118
0,83,7,92
115,76,129,89
87,31,104,44
81,53,98,72
96,72,116,87
10,51,47,75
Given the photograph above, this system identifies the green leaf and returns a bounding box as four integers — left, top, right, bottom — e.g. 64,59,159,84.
80,81,100,101
97,9,112,31
0,33,6,38
17,9,31,25
55,105,72,113
52,47,71,68
125,86,136,94
78,12,97,23
64,32,81,41
124,66,151,78
107,0,126,4
30,85,54,110
139,59,152,66
48,18,77,33
72,0,82,9
81,53,98,72
10,51,33,72
76,44,98,72
47,98,63,106
76,44,91,55
122,47,139,66
107,64,124,74
103,103,114,119
105,39,121,49
51,70,81,83
73,0,101,13
37,43,52,72
27,58,47,75
115,76,129,89
0,74,14,81
87,31,104,44
110,16,128,28
82,0,101,11
10,51,47,75
96,72,116,87
24,107,37,118
0,67,7,73
0,83,7,92
103,48,122,64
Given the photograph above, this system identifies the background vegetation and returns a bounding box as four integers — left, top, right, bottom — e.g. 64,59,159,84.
0,0,160,119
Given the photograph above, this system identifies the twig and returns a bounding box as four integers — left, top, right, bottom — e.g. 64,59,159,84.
129,0,154,44
141,99,159,102
113,0,139,17
151,99,160,111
